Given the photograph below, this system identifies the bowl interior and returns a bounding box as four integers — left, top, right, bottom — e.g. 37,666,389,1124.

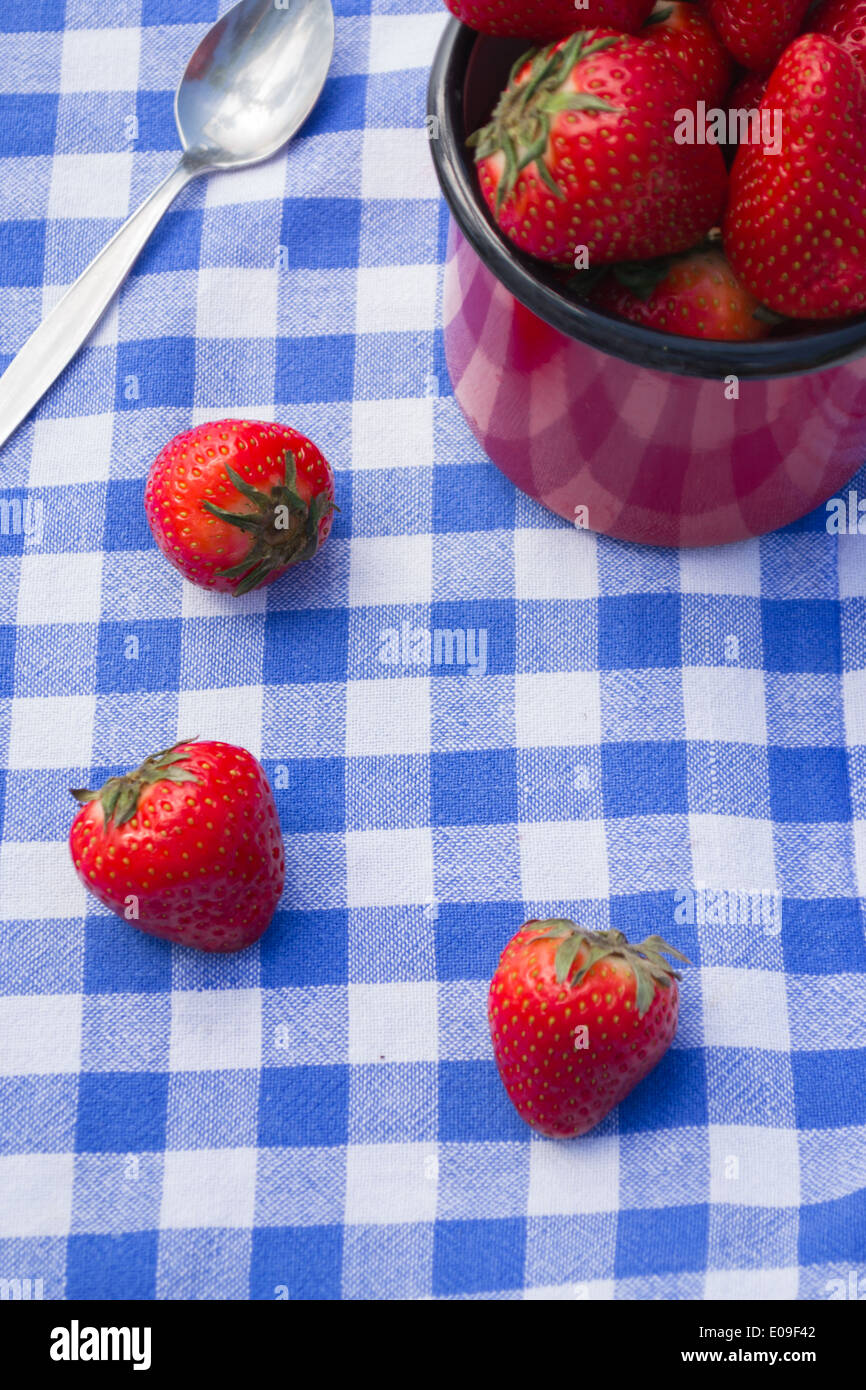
430,21,866,382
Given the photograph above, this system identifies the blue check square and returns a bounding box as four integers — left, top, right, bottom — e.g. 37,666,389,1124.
0,221,45,287
615,1204,709,1277
762,600,842,673
275,335,355,405
116,338,196,411
0,95,58,156
259,910,348,989
433,463,516,533
258,1066,349,1147
282,199,361,269
250,1226,343,1301
76,1073,169,1153
431,749,517,826
96,620,182,694
433,1217,526,1296
768,746,852,823
263,608,349,684
66,1232,158,1300
268,756,345,833
602,741,688,819
599,594,682,669
438,1061,529,1143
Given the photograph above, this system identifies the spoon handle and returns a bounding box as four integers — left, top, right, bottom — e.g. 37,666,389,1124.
0,157,197,455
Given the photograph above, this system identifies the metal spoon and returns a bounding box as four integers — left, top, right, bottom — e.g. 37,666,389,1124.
0,0,335,453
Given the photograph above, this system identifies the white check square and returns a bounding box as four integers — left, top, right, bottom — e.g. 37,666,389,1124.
0,1154,74,1237
30,414,114,486
0,993,82,1075
61,27,140,91
169,989,262,1073
160,1148,257,1230
843,670,866,745
683,667,767,744
346,827,434,907
367,15,448,74
690,814,776,894
197,268,278,340
352,398,434,472
520,819,609,901
355,264,438,334
176,687,263,761
679,541,762,597
346,677,430,756
709,1125,800,1207
349,534,432,607
345,1143,438,1225
705,1268,799,1300
0,840,87,922
9,694,95,770
514,527,598,600
17,552,103,626
361,127,442,200
48,154,132,219
528,1131,620,1216
515,671,601,748
205,156,287,207
349,981,438,1064
701,967,791,1050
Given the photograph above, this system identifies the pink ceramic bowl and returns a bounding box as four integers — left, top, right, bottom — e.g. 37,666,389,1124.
428,21,866,548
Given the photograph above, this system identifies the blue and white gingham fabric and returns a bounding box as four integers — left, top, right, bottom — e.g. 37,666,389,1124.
0,0,864,1303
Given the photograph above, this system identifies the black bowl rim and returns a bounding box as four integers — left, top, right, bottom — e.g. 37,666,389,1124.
427,18,866,383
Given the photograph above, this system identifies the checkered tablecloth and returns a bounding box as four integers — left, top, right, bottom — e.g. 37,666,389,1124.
0,0,864,1303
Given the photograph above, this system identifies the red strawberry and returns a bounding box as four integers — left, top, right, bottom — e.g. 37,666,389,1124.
444,1,655,41
145,419,335,596
811,0,866,74
725,34,866,318
705,0,811,71
70,740,285,953
489,921,689,1138
639,1,734,105
469,29,728,266
593,246,773,340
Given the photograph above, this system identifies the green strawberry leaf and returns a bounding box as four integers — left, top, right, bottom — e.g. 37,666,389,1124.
554,932,585,985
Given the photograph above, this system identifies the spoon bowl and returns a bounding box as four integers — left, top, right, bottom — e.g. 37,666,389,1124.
177,0,335,169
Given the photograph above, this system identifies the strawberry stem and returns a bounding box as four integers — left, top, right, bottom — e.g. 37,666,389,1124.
202,449,334,595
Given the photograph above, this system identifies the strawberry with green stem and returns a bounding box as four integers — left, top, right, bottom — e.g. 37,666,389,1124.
69,739,285,953
469,28,728,267
489,921,690,1138
592,244,774,340
145,419,336,596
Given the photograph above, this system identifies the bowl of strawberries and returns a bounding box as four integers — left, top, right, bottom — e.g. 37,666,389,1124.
429,1,866,546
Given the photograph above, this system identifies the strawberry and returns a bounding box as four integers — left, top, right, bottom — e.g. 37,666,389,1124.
592,246,773,340
145,419,335,596
489,922,689,1139
705,0,811,71
469,29,728,266
811,0,866,74
639,1,734,105
70,740,285,953
725,34,866,319
443,1,655,41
